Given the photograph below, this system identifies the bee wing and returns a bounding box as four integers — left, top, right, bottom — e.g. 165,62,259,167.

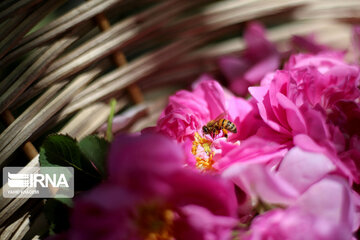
213,112,227,121
206,120,216,127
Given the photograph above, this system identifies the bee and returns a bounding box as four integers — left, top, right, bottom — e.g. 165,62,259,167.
202,113,237,138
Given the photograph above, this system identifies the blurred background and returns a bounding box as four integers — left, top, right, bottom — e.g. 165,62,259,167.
0,0,360,239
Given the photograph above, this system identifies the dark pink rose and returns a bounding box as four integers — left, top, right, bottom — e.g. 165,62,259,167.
291,34,333,54
219,22,280,95
68,134,238,240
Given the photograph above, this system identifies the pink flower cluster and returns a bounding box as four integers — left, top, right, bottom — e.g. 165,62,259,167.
65,23,360,239
154,24,360,239
154,75,359,238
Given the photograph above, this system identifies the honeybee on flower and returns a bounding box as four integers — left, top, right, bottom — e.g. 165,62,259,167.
202,112,237,138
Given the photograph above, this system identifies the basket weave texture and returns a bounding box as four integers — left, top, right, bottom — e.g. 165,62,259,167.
0,0,360,239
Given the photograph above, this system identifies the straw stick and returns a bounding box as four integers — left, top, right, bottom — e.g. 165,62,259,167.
0,110,38,160
0,0,39,21
0,0,63,59
0,46,47,96
93,12,144,103
2,0,126,64
59,99,127,139
0,30,81,114
0,156,39,226
0,68,101,164
18,0,195,105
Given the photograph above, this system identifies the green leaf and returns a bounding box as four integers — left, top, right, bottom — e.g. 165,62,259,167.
39,134,102,191
55,196,73,208
39,134,81,169
44,199,71,235
40,134,97,175
78,135,109,177
106,98,117,142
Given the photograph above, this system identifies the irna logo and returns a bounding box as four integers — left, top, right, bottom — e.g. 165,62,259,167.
3,167,74,198
8,172,69,188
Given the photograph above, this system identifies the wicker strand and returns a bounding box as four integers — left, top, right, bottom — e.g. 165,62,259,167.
0,1,359,239
0,68,102,164
0,0,64,60
15,0,195,106
93,12,144,103
0,110,38,160
0,156,39,227
0,28,82,114
0,0,126,65
0,0,40,21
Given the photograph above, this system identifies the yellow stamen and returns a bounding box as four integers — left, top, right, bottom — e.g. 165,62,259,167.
137,204,175,240
192,132,215,171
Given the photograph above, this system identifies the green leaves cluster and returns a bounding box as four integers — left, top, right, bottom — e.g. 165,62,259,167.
40,134,109,181
39,134,109,234
40,98,117,235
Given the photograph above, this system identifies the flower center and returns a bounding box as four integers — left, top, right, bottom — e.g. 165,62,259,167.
191,132,215,171
136,203,175,240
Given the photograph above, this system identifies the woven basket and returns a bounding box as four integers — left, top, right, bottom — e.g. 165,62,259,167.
0,0,359,239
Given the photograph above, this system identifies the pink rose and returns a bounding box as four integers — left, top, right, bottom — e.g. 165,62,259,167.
250,51,360,183
219,22,280,95
285,52,360,109
68,134,238,240
156,75,259,172
291,34,333,54
243,207,352,240
226,147,358,239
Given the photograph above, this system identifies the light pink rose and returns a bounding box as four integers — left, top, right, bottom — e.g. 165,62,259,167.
223,162,299,208
214,136,288,171
223,145,359,238
277,147,336,193
243,207,352,240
